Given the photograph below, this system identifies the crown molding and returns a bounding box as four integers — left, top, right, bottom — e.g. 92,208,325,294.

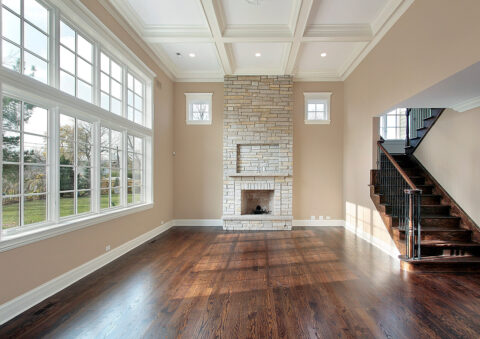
450,96,480,113
303,24,372,42
99,0,175,80
293,71,342,82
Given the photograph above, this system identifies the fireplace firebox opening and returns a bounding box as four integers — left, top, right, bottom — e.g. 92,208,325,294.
241,190,274,215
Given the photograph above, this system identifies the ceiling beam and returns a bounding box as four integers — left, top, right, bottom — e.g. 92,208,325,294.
284,0,313,74
199,0,232,74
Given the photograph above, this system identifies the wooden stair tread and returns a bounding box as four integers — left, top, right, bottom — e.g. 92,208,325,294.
421,240,480,247
397,227,470,233
401,255,480,263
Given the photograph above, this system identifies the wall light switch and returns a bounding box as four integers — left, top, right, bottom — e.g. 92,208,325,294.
105,245,111,252
310,216,316,220
326,216,331,220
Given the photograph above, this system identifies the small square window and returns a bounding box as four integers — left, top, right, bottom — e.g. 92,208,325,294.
304,92,331,124
185,93,212,125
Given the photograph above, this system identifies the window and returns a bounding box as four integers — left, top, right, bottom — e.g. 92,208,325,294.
100,52,123,115
127,73,144,125
59,114,93,218
100,127,123,209
380,108,406,140
1,0,50,83
127,135,144,204
2,96,48,229
59,20,93,103
185,93,212,125
304,92,331,124
0,0,153,244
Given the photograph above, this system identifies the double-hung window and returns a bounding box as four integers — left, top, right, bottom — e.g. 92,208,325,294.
59,114,93,217
1,0,50,83
127,135,144,204
2,96,48,228
100,127,123,209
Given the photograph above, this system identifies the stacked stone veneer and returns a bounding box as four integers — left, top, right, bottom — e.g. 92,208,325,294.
223,75,293,230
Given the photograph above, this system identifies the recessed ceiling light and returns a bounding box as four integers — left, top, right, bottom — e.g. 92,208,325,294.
320,52,327,57
189,53,196,58
255,52,261,57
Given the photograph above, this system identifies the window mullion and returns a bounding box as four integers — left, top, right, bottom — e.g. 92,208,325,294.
93,41,100,107
122,130,128,206
92,121,100,214
49,107,59,222
49,7,58,88
20,101,25,226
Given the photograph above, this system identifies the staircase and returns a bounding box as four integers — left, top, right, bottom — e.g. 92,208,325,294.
370,108,480,272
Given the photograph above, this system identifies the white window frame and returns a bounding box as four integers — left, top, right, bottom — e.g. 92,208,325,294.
0,0,155,250
185,93,212,125
379,108,407,140
304,92,331,125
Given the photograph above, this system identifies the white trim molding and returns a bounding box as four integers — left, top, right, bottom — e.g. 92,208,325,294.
450,95,480,113
293,219,345,227
173,219,223,227
0,221,175,326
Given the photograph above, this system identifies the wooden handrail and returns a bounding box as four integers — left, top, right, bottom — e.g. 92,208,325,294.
377,141,420,191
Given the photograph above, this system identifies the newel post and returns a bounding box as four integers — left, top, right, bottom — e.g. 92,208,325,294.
405,188,422,259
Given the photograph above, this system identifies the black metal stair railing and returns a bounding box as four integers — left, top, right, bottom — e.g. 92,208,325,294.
377,140,422,259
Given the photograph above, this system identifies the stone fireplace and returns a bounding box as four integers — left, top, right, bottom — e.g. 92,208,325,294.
222,75,293,230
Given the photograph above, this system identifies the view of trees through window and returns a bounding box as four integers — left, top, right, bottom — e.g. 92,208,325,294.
2,96,48,228
101,127,123,209
59,114,93,218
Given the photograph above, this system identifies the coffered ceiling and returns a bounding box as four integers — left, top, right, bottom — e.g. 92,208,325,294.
102,0,414,81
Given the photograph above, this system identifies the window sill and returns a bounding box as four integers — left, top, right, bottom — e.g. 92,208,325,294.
304,120,331,125
186,120,212,125
0,203,153,252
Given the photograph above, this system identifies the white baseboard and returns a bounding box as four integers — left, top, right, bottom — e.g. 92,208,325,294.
344,221,400,259
0,220,175,326
173,219,223,227
293,219,345,227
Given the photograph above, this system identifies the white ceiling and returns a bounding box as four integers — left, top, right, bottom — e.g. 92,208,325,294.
104,0,414,81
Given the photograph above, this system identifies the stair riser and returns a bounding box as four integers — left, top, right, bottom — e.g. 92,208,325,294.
421,206,449,215
400,260,480,273
421,247,480,257
421,217,460,228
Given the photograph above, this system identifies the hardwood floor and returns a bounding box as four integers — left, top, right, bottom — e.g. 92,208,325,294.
1,226,480,338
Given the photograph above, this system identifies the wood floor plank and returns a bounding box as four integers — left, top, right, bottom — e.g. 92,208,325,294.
1,226,480,338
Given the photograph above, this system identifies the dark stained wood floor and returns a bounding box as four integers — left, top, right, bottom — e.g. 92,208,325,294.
1,226,480,338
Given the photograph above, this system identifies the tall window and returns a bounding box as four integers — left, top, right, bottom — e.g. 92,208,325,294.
127,135,143,204
59,114,93,217
100,127,123,209
2,96,48,229
59,20,93,103
380,108,407,140
127,73,144,124
100,53,123,115
1,0,50,83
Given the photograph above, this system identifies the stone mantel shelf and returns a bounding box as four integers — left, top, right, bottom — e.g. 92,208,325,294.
222,215,293,221
228,172,291,177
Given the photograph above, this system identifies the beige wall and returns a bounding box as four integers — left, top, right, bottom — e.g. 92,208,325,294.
343,0,480,248
0,0,174,304
173,83,224,219
293,82,344,220
172,81,345,221
415,108,480,226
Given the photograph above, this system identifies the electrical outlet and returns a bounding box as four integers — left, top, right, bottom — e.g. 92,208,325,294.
310,216,315,220
326,216,331,220
105,245,111,252
318,216,324,220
